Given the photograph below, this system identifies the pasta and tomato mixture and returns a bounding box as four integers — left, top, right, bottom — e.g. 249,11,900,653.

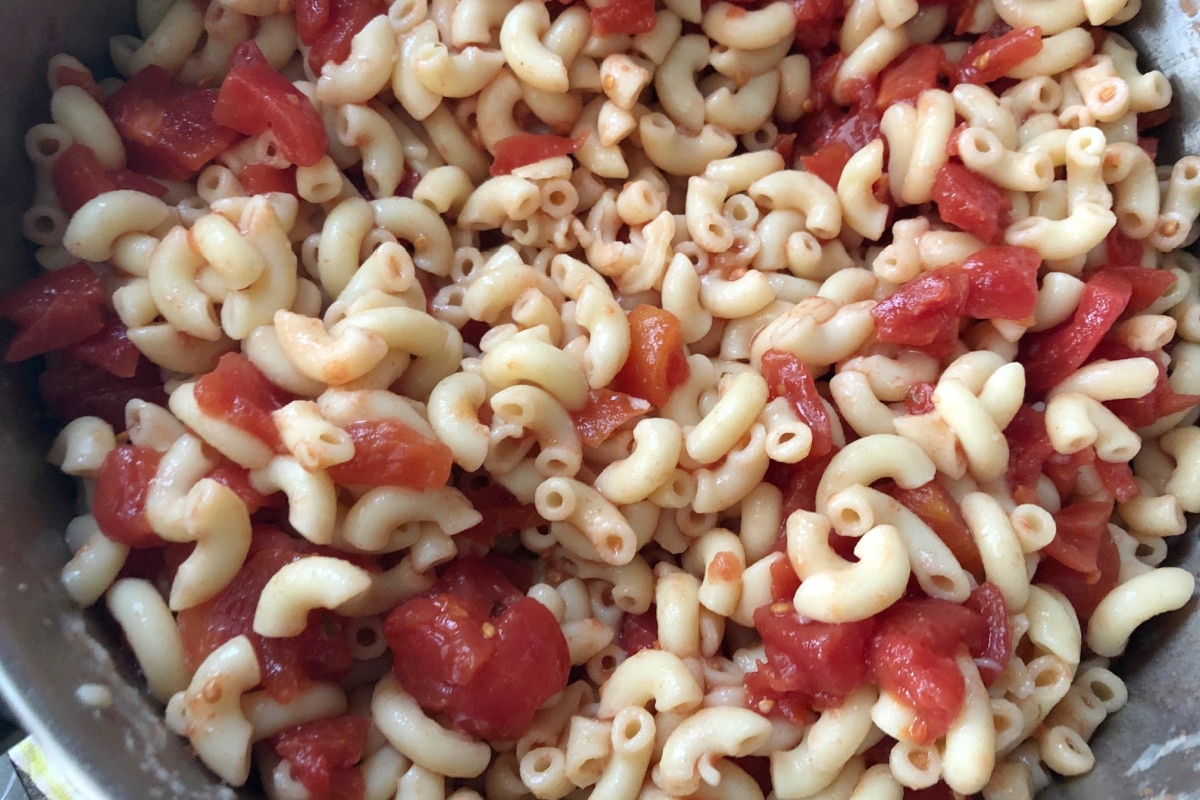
8,0,1200,797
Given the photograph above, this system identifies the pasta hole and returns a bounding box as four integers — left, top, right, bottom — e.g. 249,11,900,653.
530,752,554,773
1184,163,1200,182
32,215,56,235
929,574,957,594
619,717,644,740
601,534,626,558
1089,680,1116,703
355,626,378,648
907,749,930,770
38,137,62,157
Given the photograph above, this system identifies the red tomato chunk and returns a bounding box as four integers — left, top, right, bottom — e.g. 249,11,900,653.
193,353,293,452
215,43,329,168
960,245,1041,320
301,0,385,73
760,349,834,459
590,0,657,36
104,65,241,180
384,558,570,741
327,419,454,489
65,322,141,379
1036,527,1120,621
39,354,168,428
954,26,1043,85
570,388,652,448
876,45,946,109
93,446,165,549
0,262,106,363
51,144,116,215
932,162,1013,244
611,305,690,407
271,715,370,800
490,133,587,176
871,266,968,355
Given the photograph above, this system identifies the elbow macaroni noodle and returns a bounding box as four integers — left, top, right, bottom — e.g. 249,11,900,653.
14,0,1200,796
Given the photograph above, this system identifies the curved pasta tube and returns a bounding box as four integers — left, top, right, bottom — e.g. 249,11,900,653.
106,579,190,702
961,492,1029,611
942,654,996,795
372,673,491,778
656,707,774,796
169,478,253,611
595,418,682,505
536,476,638,565
343,486,483,551
273,309,389,386
63,190,172,262
1023,585,1083,666
480,335,589,410
249,456,337,544
500,0,567,92
748,169,842,239
771,684,878,799
791,523,911,623
1086,567,1194,657
814,433,937,514
1044,392,1141,463
168,635,261,786
253,556,372,637
596,649,704,717
372,197,454,276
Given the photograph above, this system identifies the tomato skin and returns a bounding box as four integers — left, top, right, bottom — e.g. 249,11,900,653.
0,262,107,363
1044,501,1113,574
790,0,843,52
384,559,570,741
570,388,652,448
215,43,329,168
954,26,1044,85
65,322,141,379
611,305,689,408
296,0,331,42
760,349,834,459
93,446,165,548
39,354,168,428
590,0,657,36
799,142,852,189
205,462,277,514
103,66,241,180
193,352,292,451
871,266,969,354
326,419,454,489
963,582,1011,686
960,246,1041,320
1105,226,1144,267
876,45,946,108
1020,271,1133,397
490,133,587,176
903,381,936,415
1093,266,1176,315
1036,526,1120,621
1003,404,1054,496
884,480,984,577
932,163,1013,244
271,715,369,800
746,604,874,722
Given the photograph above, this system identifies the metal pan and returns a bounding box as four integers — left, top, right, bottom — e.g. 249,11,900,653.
0,3,1195,797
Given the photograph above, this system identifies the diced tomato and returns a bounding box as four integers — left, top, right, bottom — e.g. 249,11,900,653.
932,162,1013,244
768,448,838,521
1020,271,1132,397
1035,525,1120,621
1004,404,1054,495
960,245,1041,320
1091,341,1200,428
108,168,168,198
93,446,165,548
193,353,292,451
903,381,936,415
807,95,882,154
384,558,570,741
791,0,843,52
954,26,1043,85
1094,460,1140,503
65,322,140,379
1044,501,1113,574
296,0,331,43
963,582,1010,685
1093,266,1176,315
877,46,945,109
760,349,834,459
490,133,587,176
769,555,802,602
104,66,242,180
590,0,656,36
239,162,298,195
570,388,652,448
52,144,116,215
618,610,659,655
1104,227,1145,267
1044,448,1093,499
215,43,328,168
271,715,369,800
305,0,385,72
0,262,106,363
868,596,999,744
178,533,355,702
457,484,542,548
884,480,984,577
871,266,969,355
39,354,168,428
746,603,874,722
611,305,689,408
773,133,797,164
799,142,852,189
326,419,453,489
